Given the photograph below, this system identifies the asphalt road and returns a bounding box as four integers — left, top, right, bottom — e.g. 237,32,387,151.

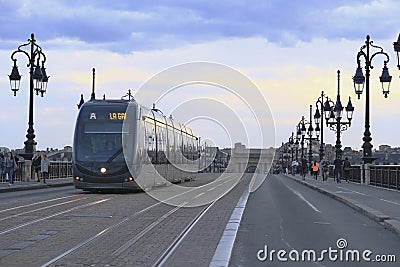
230,174,400,267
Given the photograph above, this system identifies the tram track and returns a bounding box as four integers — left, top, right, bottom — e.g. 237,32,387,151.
0,173,250,266
152,200,217,267
0,198,110,235
40,174,247,266
0,196,90,222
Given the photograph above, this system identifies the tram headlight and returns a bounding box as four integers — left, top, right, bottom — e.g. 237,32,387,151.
74,176,80,181
100,167,107,174
125,177,134,182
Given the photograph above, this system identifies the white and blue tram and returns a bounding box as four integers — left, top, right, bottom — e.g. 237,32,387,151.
73,98,199,191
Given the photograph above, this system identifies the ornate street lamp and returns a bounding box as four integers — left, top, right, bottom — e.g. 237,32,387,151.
288,132,294,162
8,33,49,159
296,108,319,167
296,117,306,161
314,91,334,161
353,35,391,164
326,70,354,160
306,105,319,165
394,33,400,70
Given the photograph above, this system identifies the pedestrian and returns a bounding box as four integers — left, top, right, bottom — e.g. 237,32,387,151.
301,157,308,180
343,157,351,183
12,153,19,182
41,154,50,184
320,157,330,181
33,153,42,182
4,152,16,186
333,156,342,183
291,159,297,176
312,160,319,180
0,154,4,182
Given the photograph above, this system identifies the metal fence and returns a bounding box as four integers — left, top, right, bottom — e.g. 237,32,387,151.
327,165,362,183
1,161,72,183
369,165,400,190
327,164,400,190
0,161,24,183
348,165,362,183
48,161,73,179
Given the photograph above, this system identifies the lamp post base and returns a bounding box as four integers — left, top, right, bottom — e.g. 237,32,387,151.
362,156,377,164
19,152,34,161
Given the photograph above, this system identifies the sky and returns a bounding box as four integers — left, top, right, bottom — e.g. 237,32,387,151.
0,0,400,151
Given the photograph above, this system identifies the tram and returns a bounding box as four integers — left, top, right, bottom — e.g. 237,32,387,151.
72,98,199,191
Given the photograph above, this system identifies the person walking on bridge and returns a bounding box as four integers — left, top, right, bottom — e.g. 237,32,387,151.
320,157,329,181
343,157,351,183
312,160,319,180
333,156,342,183
33,153,41,182
300,157,307,180
4,152,16,186
0,154,4,182
40,154,50,184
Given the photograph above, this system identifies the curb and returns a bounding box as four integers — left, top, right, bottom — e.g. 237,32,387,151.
284,174,400,238
0,182,73,193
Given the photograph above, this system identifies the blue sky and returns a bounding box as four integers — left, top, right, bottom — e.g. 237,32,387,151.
0,0,400,151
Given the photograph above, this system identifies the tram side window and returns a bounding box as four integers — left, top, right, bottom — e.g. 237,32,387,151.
145,121,156,163
157,125,165,152
193,137,200,160
157,124,168,164
175,129,182,164
188,141,193,161
182,133,188,162
167,126,174,162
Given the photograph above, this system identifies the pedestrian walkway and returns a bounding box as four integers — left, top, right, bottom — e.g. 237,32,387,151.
0,178,73,193
285,173,400,237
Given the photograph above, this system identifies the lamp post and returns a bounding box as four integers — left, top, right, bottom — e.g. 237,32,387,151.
394,33,400,70
314,91,334,161
8,33,49,160
281,142,289,173
353,35,391,164
296,112,318,164
296,116,306,161
289,132,295,163
324,70,354,160
294,136,299,161
306,105,319,165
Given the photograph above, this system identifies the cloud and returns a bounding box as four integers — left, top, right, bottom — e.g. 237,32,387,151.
0,0,399,54
0,1,399,150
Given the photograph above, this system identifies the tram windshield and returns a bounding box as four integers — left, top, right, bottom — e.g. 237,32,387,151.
75,104,132,164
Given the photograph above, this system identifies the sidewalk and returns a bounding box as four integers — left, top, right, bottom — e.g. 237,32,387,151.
0,178,73,193
285,173,400,238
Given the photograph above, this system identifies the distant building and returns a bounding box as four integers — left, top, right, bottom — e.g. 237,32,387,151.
379,145,391,152
46,146,73,161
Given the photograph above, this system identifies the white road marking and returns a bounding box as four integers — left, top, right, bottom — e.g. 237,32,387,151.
379,198,400,206
210,186,250,267
287,186,321,213
336,186,366,196
194,192,205,199
0,195,77,213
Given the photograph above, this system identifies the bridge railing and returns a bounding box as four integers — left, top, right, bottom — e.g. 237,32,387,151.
369,165,400,190
48,161,73,179
348,165,362,183
1,161,72,183
327,164,399,190
1,161,25,183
